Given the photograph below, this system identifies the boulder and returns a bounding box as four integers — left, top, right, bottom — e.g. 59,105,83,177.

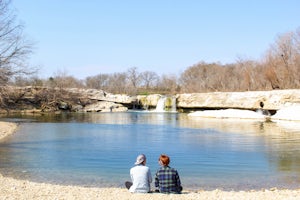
83,101,128,112
66,88,134,104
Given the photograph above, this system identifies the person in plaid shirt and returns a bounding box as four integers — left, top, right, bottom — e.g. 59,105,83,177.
154,154,183,193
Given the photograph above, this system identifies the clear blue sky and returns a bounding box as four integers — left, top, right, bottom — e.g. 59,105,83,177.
12,0,300,79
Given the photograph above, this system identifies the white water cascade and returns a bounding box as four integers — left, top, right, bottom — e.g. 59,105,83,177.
171,97,177,112
155,96,166,112
154,96,177,112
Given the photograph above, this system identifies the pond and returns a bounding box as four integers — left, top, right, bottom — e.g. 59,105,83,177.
1,112,300,191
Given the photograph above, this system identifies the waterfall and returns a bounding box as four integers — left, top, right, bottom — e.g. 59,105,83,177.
154,96,177,112
155,96,166,112
171,96,177,112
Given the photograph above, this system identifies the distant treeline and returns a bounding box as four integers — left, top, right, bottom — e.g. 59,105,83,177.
5,28,300,95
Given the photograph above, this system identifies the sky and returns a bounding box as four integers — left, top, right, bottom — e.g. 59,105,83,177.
12,0,300,79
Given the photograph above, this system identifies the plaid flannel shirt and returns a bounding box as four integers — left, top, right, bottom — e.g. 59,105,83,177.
154,166,182,193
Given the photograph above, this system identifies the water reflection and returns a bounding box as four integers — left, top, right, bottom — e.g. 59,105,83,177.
1,112,179,125
185,116,300,177
1,112,300,190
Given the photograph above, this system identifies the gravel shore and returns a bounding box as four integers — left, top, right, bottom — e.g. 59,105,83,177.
0,175,299,200
1,121,300,199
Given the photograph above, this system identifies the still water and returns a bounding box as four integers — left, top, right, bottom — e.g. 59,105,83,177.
1,112,300,191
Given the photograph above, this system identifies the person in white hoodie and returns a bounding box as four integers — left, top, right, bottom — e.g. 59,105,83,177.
125,154,152,193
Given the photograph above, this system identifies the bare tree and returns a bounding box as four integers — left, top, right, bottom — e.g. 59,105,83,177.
0,0,34,85
275,32,294,87
106,72,128,94
140,70,159,89
180,62,225,92
126,67,141,94
262,30,300,89
85,74,110,89
12,75,43,86
179,63,203,93
45,70,84,89
157,74,179,94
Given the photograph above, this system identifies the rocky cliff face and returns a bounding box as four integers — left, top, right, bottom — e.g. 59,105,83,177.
0,87,131,113
176,89,300,111
1,86,300,113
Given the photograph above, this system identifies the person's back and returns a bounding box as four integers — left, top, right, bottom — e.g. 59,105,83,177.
129,164,152,193
155,154,182,194
126,154,152,193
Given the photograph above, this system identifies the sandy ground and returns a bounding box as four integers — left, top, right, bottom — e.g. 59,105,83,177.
1,121,300,200
0,175,299,200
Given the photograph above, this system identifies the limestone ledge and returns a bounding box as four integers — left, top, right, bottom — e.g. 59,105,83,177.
3,87,300,112
176,89,300,110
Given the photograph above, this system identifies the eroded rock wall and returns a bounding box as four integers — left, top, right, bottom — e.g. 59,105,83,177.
1,86,300,113
176,90,300,110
